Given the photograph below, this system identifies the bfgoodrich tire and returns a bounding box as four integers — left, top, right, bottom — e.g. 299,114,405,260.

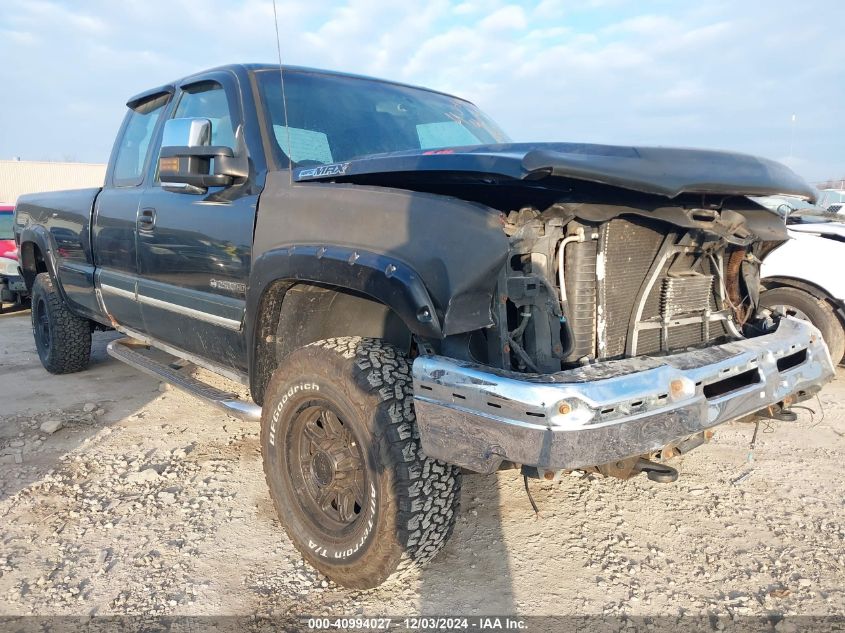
260,337,461,589
760,286,845,364
31,272,91,374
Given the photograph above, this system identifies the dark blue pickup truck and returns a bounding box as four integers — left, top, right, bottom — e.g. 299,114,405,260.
13,63,834,588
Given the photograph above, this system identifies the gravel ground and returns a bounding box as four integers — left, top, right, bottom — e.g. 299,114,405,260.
1,307,844,625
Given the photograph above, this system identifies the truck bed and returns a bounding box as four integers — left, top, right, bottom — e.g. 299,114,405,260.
14,187,103,320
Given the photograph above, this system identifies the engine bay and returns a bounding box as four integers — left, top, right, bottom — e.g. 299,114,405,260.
492,201,779,374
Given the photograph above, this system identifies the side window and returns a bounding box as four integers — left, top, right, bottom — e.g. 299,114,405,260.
112,94,168,186
173,82,236,148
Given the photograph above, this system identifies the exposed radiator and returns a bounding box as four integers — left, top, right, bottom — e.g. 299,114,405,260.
579,217,729,360
598,219,664,358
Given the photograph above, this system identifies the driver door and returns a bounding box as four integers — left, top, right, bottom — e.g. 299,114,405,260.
137,74,258,370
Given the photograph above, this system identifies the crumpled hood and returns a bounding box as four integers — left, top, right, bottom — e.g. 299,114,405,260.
293,142,816,202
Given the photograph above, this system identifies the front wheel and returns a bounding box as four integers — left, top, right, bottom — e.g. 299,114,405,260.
260,337,461,589
760,286,845,364
31,273,92,374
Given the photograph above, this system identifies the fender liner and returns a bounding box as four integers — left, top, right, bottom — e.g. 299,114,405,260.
246,245,442,393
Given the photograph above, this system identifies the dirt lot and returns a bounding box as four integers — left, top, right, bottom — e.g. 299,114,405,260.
1,307,844,624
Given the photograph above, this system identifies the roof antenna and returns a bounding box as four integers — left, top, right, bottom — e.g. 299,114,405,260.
272,0,294,186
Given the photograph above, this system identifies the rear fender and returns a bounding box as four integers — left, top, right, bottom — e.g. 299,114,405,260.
18,225,104,323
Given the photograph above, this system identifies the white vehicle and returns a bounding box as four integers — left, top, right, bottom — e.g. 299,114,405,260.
761,219,845,363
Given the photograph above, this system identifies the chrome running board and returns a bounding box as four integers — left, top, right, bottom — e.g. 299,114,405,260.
106,337,262,421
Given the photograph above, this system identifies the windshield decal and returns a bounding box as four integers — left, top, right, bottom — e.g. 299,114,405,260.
296,162,351,180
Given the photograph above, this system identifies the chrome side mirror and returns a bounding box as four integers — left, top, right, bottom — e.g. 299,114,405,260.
158,117,246,193
162,117,212,148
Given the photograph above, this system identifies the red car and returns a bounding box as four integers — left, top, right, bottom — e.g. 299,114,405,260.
0,204,26,311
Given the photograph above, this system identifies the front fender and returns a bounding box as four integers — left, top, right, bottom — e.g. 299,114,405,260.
245,245,444,401
254,174,509,335
247,245,442,339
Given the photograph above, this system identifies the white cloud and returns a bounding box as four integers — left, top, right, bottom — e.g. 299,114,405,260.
0,29,37,45
480,5,527,31
532,0,564,19
602,14,679,36
453,1,486,15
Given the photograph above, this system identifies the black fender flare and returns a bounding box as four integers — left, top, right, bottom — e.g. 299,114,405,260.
18,224,61,292
246,244,442,389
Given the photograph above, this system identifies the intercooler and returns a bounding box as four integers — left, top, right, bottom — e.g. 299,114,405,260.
564,217,730,361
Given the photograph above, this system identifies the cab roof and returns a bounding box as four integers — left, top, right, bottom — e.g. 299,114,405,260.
126,63,468,109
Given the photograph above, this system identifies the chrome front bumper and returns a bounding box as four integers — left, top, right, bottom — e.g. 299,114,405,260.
412,318,835,474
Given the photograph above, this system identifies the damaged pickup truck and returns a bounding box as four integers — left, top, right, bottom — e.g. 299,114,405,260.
13,64,834,588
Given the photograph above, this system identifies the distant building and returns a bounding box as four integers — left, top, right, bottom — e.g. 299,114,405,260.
816,177,845,191
0,160,106,205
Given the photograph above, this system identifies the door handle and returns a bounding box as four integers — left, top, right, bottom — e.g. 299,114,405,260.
137,207,156,231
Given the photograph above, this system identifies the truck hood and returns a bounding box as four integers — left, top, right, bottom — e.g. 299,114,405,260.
293,142,816,202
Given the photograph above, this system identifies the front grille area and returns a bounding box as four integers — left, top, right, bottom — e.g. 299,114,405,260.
593,217,728,359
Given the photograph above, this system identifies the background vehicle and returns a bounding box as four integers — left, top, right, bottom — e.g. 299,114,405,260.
762,217,845,363
817,189,845,213
12,64,835,588
0,205,26,312
752,194,814,216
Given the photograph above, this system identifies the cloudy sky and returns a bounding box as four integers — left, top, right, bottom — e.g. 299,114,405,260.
1,0,842,183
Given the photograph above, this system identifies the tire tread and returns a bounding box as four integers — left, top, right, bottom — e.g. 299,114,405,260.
310,337,461,573
31,273,91,374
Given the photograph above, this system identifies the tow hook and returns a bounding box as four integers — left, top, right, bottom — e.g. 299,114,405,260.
632,458,678,483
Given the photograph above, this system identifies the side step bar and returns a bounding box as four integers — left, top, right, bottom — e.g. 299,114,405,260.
106,338,262,421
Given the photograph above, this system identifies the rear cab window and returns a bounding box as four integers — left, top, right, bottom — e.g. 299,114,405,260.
111,92,170,187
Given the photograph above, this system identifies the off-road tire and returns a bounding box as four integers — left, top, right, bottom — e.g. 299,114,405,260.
260,337,461,588
760,286,845,364
31,272,91,374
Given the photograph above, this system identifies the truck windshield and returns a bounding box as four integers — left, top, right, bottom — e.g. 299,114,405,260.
255,69,510,166
0,214,13,240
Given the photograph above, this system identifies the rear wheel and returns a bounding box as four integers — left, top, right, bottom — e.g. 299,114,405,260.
31,273,92,374
260,337,461,589
760,286,845,364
